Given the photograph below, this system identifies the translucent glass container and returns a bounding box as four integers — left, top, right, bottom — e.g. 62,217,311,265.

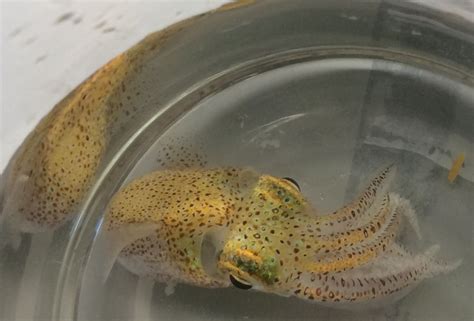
1,1,472,321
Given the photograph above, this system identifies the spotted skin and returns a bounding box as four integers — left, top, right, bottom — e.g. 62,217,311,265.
0,55,129,233
0,9,224,236
0,47,145,232
102,165,460,306
317,165,396,233
104,167,260,287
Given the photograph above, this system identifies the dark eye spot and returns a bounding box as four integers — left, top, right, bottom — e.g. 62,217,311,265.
282,177,300,191
229,274,252,290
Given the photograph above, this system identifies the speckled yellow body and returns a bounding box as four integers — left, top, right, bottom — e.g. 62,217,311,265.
0,1,459,307
1,54,128,232
103,165,460,306
103,167,260,287
0,8,225,235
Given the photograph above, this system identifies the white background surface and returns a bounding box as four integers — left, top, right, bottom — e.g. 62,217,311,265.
0,0,230,171
1,0,472,172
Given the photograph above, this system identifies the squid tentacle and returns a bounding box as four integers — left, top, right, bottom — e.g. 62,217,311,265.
309,194,403,273
388,193,422,240
314,194,391,252
315,194,422,255
317,165,396,233
291,245,460,304
385,242,413,258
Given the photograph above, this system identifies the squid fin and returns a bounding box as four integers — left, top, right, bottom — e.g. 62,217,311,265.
84,222,160,284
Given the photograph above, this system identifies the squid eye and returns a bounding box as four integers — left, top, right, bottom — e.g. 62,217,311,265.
229,274,252,290
282,177,300,191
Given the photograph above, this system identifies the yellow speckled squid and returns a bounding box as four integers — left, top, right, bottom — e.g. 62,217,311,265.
94,164,460,307
0,12,210,245
0,2,461,309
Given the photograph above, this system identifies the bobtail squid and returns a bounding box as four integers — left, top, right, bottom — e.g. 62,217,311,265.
94,164,461,308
